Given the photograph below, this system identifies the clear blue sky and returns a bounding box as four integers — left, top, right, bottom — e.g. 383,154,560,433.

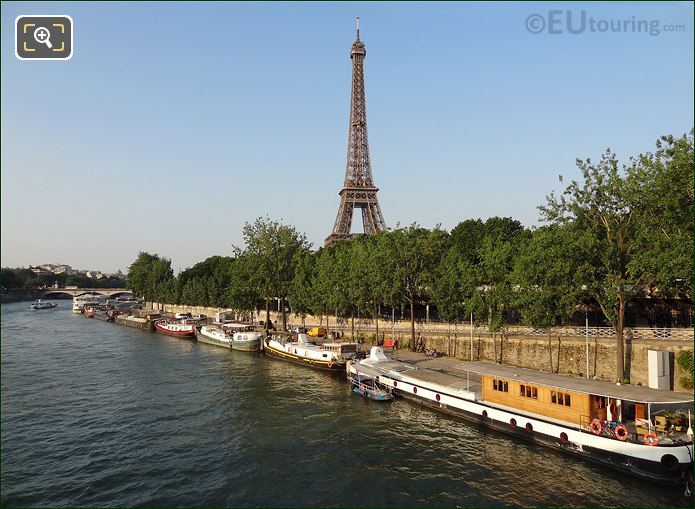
2,1,693,273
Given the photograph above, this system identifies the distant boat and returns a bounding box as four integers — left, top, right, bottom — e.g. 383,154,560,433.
155,319,196,338
31,300,57,310
72,294,106,313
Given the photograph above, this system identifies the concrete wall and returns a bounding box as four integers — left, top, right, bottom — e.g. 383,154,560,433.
421,332,692,393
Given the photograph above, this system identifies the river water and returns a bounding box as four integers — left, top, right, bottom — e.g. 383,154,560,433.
0,301,687,507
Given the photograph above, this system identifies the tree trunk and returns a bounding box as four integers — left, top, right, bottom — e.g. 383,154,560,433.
265,298,271,330
556,335,561,374
374,305,379,344
409,295,416,351
493,331,498,363
499,332,505,364
280,297,287,331
448,322,451,357
616,292,626,382
351,313,355,339
548,331,553,372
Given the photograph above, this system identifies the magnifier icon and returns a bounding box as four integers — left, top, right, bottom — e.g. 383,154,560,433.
34,26,53,49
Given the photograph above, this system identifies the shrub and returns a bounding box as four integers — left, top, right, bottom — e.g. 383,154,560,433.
676,350,694,390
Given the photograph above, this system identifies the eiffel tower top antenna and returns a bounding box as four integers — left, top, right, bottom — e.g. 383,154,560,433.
356,16,360,40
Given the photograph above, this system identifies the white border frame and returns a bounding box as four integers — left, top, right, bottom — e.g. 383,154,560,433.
15,15,74,61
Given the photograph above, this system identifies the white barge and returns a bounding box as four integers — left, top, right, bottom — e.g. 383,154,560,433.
264,333,361,372
348,347,694,485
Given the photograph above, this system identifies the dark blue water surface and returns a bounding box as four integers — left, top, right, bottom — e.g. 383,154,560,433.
1,302,688,507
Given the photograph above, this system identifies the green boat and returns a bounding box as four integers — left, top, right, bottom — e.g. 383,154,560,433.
231,331,263,352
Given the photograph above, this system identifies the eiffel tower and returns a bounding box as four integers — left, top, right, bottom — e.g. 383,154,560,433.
325,18,387,247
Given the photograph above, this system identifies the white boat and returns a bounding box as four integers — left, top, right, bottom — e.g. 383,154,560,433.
196,325,233,348
264,333,360,371
196,324,264,352
348,347,694,485
72,294,107,313
31,299,57,310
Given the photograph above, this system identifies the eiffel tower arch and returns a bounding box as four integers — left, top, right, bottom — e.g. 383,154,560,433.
325,18,387,248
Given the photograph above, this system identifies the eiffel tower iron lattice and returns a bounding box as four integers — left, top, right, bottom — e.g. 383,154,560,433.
325,18,387,247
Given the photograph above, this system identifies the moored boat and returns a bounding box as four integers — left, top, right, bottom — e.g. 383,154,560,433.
350,372,394,401
155,319,196,338
115,313,157,331
348,347,695,485
264,333,360,371
31,300,57,310
196,325,232,348
232,332,263,352
84,307,95,318
72,294,107,313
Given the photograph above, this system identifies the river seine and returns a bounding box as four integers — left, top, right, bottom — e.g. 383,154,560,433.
0,302,687,507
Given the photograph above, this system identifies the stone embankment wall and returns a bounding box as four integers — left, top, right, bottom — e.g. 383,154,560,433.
147,302,693,393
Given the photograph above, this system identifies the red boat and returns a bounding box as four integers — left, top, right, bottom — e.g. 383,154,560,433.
154,319,196,338
84,307,95,318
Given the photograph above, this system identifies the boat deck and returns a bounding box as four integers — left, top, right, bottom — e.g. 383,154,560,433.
352,354,483,398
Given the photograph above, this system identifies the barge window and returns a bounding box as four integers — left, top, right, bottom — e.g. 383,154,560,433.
493,379,508,392
552,391,571,406
520,385,538,399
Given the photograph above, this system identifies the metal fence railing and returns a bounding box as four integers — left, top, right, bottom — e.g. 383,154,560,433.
298,321,693,342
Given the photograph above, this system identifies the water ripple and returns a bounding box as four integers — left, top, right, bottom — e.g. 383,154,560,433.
1,302,689,507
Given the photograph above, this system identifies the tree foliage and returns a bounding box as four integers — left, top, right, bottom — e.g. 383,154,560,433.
539,131,694,381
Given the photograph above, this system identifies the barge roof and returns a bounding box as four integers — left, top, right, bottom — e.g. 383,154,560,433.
457,361,693,404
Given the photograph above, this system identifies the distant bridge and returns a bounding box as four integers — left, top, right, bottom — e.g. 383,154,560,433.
42,288,132,298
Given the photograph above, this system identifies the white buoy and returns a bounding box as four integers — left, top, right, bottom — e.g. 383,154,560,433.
687,410,693,440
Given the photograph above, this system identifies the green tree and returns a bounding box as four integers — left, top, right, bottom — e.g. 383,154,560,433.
227,253,262,319
237,217,311,330
429,247,471,324
629,131,694,299
675,350,694,391
541,147,648,382
386,225,449,350
513,226,587,373
349,234,396,341
288,250,319,325
126,252,174,301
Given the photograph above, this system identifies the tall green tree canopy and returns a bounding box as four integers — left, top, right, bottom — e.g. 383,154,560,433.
126,252,174,301
237,217,311,329
538,131,694,381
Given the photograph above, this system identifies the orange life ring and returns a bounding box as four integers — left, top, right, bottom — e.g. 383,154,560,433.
643,431,659,446
590,419,602,435
614,424,628,441
328,361,333,368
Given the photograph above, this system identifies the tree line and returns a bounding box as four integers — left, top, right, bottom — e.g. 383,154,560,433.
0,268,125,290
126,131,693,382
